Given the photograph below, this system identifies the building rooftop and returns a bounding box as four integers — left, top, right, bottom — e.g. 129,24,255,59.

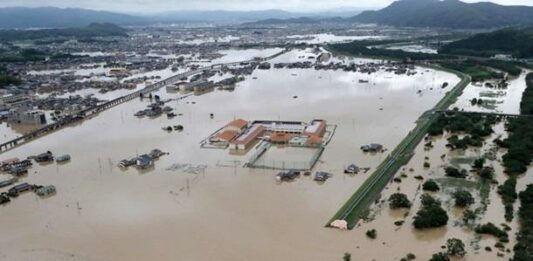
256,121,306,133
216,130,238,142
270,132,292,143
233,125,264,145
304,119,326,136
227,118,249,130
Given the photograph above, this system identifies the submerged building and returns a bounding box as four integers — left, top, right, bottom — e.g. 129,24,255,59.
7,109,47,125
217,119,328,151
209,118,249,144
230,124,265,150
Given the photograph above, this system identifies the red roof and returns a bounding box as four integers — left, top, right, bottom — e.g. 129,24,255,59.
307,135,322,145
226,119,248,130
232,125,264,145
216,130,238,142
270,132,292,143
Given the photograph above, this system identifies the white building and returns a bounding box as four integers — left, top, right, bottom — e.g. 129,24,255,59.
7,109,47,125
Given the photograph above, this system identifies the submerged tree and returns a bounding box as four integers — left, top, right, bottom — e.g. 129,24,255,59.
447,238,466,257
429,252,450,261
366,229,377,239
343,252,351,261
389,193,412,209
463,209,476,224
423,180,440,192
453,190,475,207
413,194,448,229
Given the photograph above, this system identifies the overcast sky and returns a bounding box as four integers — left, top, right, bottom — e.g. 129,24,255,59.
1,0,533,13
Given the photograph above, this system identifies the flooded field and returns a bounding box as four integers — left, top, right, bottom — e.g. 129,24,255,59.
0,56,460,260
355,120,524,260
453,70,532,114
385,44,438,54
288,34,386,44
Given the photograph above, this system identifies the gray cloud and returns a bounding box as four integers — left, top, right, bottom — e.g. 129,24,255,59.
0,0,532,13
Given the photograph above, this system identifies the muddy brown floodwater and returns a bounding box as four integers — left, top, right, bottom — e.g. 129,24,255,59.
0,55,460,261
358,117,533,260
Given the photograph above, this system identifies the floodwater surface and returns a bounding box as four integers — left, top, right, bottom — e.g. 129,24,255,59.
0,57,460,261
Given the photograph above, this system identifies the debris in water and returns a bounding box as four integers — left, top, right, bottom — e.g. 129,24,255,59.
165,163,208,174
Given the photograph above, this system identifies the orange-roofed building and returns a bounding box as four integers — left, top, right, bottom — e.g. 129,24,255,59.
270,132,292,144
212,130,238,143
303,119,326,138
307,135,323,146
230,125,265,150
225,119,249,133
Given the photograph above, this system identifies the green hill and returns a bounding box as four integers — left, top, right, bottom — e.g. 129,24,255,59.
439,27,533,58
350,0,533,29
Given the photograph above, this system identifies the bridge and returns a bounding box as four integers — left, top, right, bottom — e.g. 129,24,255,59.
0,49,289,154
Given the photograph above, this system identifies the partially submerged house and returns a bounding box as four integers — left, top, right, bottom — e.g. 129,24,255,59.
9,165,28,176
0,193,10,205
314,171,330,182
119,158,136,168
148,149,165,159
55,154,71,163
136,154,154,169
8,182,32,196
35,151,54,162
36,185,56,197
276,169,300,181
361,143,384,153
1,158,19,171
344,164,360,174
7,108,47,125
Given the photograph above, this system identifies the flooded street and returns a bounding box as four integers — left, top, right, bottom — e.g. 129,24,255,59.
0,55,461,260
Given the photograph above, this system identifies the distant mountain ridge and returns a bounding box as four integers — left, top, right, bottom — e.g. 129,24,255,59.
248,0,533,29
150,9,309,22
0,7,362,29
0,23,128,41
0,7,142,29
243,17,324,25
350,0,533,29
